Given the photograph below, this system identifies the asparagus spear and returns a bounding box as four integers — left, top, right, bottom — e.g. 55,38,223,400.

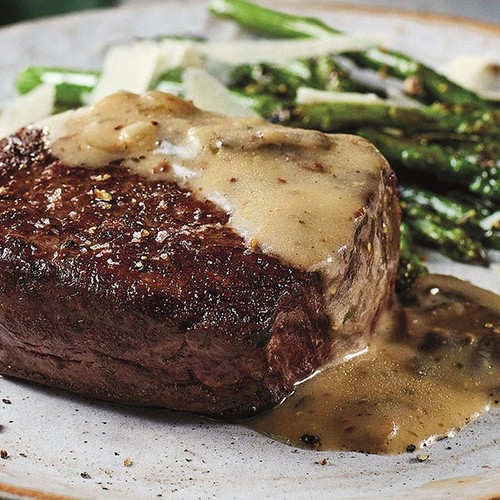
208,0,488,107
228,61,312,99
400,184,477,225
396,222,428,292
275,101,500,139
455,193,500,250
347,49,488,106
309,55,385,95
400,184,500,250
469,166,500,202
358,129,500,195
228,56,383,99
16,66,99,108
209,0,337,39
17,66,187,107
401,202,489,265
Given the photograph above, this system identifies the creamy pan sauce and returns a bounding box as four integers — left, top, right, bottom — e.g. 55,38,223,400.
40,91,385,271
249,275,500,454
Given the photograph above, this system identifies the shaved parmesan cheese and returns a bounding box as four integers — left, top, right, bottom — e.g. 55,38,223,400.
90,39,205,104
199,35,389,65
479,212,500,232
0,84,55,138
296,87,384,105
385,88,423,108
183,68,258,117
484,91,500,101
444,54,500,96
157,39,204,71
90,41,162,103
296,87,422,108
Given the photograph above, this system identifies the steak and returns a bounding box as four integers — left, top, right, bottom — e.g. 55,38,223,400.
0,93,400,417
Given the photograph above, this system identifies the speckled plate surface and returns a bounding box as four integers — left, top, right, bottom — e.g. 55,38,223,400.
0,1,499,498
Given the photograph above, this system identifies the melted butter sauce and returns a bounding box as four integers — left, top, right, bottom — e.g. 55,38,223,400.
249,274,500,454
39,91,386,271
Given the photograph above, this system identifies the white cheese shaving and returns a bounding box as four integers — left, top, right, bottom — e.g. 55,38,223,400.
479,212,500,232
444,54,500,96
0,84,55,138
157,39,205,71
90,41,162,103
296,87,384,105
90,39,204,104
183,68,258,117
385,88,423,108
199,34,389,65
296,87,422,108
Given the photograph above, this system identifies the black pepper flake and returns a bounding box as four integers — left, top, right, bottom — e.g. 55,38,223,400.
0,450,8,459
300,434,321,448
406,444,416,453
2,398,11,404
81,472,91,479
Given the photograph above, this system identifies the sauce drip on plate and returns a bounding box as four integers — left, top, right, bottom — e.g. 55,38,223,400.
248,274,500,454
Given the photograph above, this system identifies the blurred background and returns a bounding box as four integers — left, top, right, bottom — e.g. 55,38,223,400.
0,0,499,26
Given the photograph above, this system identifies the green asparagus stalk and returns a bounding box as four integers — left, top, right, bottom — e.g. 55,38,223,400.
399,184,500,250
396,222,428,292
400,184,477,225
275,101,500,139
17,66,187,107
208,0,488,107
401,202,489,265
16,66,99,108
357,129,500,195
309,55,385,95
347,49,487,106
209,0,338,39
229,55,385,99
469,166,500,202
455,193,500,250
228,61,312,99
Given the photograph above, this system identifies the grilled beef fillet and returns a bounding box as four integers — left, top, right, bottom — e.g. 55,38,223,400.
0,96,400,417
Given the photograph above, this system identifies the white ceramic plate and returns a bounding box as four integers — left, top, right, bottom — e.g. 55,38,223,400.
0,2,499,498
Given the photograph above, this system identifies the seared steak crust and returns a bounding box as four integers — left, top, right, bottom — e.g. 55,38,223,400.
0,128,399,417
